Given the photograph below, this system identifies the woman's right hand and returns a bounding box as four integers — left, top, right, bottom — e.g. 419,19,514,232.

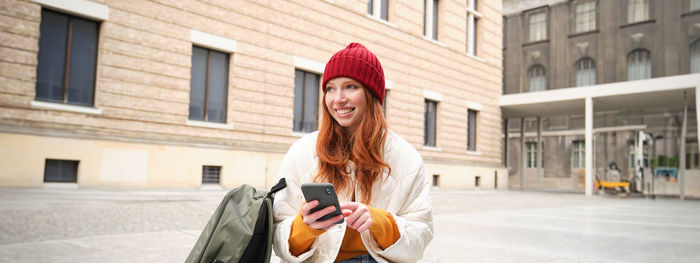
301,200,344,230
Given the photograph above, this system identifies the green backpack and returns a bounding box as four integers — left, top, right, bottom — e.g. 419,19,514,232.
186,178,286,263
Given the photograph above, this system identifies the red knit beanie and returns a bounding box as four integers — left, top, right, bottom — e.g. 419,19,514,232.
322,42,385,104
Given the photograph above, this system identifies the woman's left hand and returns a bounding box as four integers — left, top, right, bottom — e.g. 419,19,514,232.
340,202,373,233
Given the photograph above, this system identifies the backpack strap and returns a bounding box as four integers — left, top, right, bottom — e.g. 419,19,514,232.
266,178,287,198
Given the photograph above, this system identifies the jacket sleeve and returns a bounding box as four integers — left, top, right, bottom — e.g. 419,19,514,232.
365,164,434,262
272,137,321,263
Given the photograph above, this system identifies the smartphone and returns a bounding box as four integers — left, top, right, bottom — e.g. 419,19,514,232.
301,183,344,224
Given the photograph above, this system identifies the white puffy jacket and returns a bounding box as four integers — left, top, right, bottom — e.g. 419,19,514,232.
273,130,433,263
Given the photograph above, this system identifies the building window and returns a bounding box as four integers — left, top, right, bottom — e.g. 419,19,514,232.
627,0,649,24
432,174,440,187
35,9,99,107
528,12,547,42
627,49,651,80
202,165,221,184
424,99,437,146
691,40,700,73
367,0,389,21
424,0,439,40
528,65,546,92
467,109,477,151
526,142,538,168
294,69,320,133
44,159,79,183
466,0,481,56
572,140,585,168
575,57,596,86
574,1,596,33
693,0,700,11
189,46,229,123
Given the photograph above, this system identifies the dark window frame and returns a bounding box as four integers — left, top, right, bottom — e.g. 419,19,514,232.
467,109,477,151
571,0,598,34
424,99,438,146
293,69,320,133
44,159,79,183
691,39,700,74
525,7,549,43
574,57,596,86
423,0,439,40
367,0,389,21
627,48,651,80
202,165,221,184
189,46,230,123
466,0,480,56
528,64,547,92
626,0,650,24
35,8,100,107
525,141,537,168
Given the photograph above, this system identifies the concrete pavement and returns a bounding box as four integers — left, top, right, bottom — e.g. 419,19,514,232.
1,186,699,262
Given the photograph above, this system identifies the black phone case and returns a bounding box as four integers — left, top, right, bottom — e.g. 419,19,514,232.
301,183,344,224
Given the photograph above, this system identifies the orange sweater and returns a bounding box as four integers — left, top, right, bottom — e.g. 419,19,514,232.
288,206,401,262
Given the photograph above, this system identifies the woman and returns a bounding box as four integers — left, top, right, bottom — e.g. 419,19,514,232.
273,43,433,263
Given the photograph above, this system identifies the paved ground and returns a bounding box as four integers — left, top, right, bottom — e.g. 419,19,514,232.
1,186,699,262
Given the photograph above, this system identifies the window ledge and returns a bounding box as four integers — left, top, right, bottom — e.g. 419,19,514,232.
522,39,549,47
421,36,447,48
682,9,700,17
422,146,443,152
186,120,233,130
190,30,237,54
568,29,600,38
366,14,398,29
33,0,109,21
620,19,655,29
43,182,79,188
31,100,102,115
466,53,485,63
466,151,482,156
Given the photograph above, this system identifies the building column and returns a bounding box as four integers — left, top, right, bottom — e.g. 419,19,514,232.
537,117,543,190
520,117,525,190
680,104,688,200
585,97,593,196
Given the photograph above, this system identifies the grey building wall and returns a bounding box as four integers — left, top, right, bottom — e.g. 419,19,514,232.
503,1,700,191
504,0,700,94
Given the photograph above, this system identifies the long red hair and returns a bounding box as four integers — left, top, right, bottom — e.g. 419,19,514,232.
315,85,390,203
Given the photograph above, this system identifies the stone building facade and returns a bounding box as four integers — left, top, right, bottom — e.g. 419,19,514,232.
502,0,700,197
0,0,506,189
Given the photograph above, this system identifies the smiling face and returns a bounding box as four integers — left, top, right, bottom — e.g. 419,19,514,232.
324,77,368,131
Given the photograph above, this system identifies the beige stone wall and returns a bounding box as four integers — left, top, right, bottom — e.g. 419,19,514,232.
0,133,283,188
0,0,504,188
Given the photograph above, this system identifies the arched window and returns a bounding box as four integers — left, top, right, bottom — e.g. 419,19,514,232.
528,65,546,92
691,40,700,74
574,57,596,87
627,49,651,80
